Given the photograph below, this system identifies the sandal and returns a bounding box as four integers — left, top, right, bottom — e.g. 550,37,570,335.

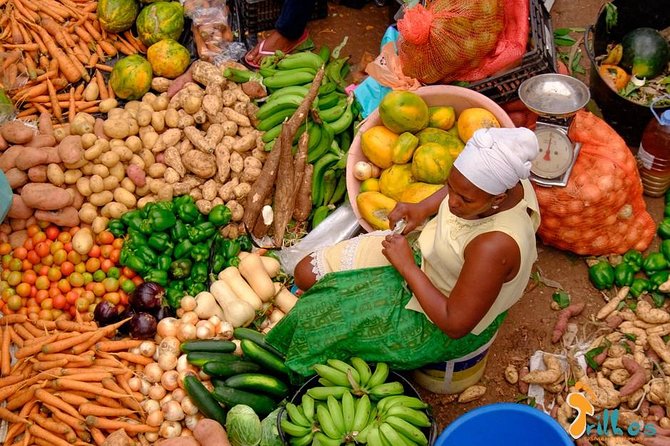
244,30,310,69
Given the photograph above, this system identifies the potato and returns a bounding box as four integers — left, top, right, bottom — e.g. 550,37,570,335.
72,228,94,255
46,164,65,186
109,163,125,181
151,77,171,94
81,133,97,149
103,119,130,140
102,175,119,191
89,191,113,207
139,149,156,168
84,141,104,161
91,216,109,234
136,106,153,127
126,164,146,187
94,118,107,141
76,177,92,197
5,168,28,188
99,98,119,114
165,108,179,128
21,183,73,210
0,120,35,144
27,166,47,183
82,82,99,102
100,151,120,168
182,150,216,178
53,125,70,143
14,147,51,171
63,169,82,185
8,195,33,219
91,164,109,178
35,207,80,227
89,175,104,193
68,187,85,210
79,203,97,224
153,95,169,112
148,163,166,178
58,135,84,164
137,195,156,207
70,114,95,135
101,202,128,219
113,188,137,208
151,111,166,132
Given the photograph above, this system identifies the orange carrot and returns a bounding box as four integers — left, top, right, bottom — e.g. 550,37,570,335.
0,314,27,325
94,63,113,73
46,77,62,123
32,358,69,371
89,427,106,446
1,43,39,51
94,395,124,408
28,422,74,446
93,358,122,368
79,403,136,417
3,421,27,446
83,21,102,41
19,321,41,338
33,320,57,331
97,40,117,58
111,352,153,365
95,339,143,352
55,391,89,407
13,323,35,341
94,69,108,100
84,416,158,433
27,22,81,83
55,320,97,332
6,385,36,411
60,372,113,382
7,325,23,349
71,329,108,355
0,372,28,390
1,326,10,377
35,388,80,418
52,379,129,399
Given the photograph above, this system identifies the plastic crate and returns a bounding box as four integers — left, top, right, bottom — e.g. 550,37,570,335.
235,0,328,37
466,0,557,104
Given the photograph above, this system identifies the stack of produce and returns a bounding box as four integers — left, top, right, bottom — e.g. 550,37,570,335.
352,90,501,230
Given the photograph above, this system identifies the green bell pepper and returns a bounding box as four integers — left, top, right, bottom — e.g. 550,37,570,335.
643,252,668,274
147,233,174,252
629,278,650,298
174,240,193,260
661,240,670,263
134,245,157,266
187,222,216,243
191,262,208,282
588,261,615,290
191,243,210,263
224,239,241,259
156,255,172,271
121,210,143,229
144,270,168,287
186,281,207,297
208,204,232,227
119,247,131,266
225,256,240,268
125,255,148,275
149,208,177,232
171,220,188,240
170,259,192,279
154,200,174,212
166,287,184,309
649,270,670,290
211,253,227,274
614,263,635,287
176,200,200,223
238,235,253,252
622,249,643,272
658,217,670,240
664,203,670,218
108,220,126,238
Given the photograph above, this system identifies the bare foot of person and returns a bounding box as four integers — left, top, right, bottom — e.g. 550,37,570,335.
244,30,309,68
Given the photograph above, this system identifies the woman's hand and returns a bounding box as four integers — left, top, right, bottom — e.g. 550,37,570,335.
388,202,425,234
381,234,415,274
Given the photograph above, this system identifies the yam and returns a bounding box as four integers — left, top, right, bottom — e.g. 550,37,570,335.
0,134,6,151
0,146,23,172
58,135,84,164
182,150,217,178
8,195,33,219
21,183,74,210
5,168,28,188
26,134,56,148
0,121,34,144
34,207,80,227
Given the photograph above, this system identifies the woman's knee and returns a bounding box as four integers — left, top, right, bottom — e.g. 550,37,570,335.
294,255,317,291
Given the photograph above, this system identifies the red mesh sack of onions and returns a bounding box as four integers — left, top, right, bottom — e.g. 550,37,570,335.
533,110,656,255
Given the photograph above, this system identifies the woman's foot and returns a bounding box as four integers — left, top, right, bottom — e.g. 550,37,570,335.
244,30,309,68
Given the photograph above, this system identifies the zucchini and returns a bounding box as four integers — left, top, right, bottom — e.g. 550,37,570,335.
240,339,290,377
212,385,277,417
183,375,227,425
203,360,262,378
186,352,240,367
180,340,236,354
224,373,290,399
233,327,285,358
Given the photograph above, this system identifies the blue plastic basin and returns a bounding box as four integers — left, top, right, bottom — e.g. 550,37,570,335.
435,403,573,446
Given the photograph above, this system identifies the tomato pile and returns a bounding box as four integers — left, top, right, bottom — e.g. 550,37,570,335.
0,224,141,321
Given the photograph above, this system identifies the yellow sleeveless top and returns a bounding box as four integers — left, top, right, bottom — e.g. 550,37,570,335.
407,179,541,335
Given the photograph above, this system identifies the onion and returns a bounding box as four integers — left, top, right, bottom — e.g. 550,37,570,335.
163,400,185,421
160,394,174,407
161,370,180,391
130,312,158,339
128,376,142,392
145,432,159,443
139,341,157,358
93,300,120,326
195,321,215,339
180,296,197,312
148,384,167,401
159,420,181,439
171,388,186,402
146,410,164,427
130,282,165,314
177,323,196,342
184,414,202,431
139,379,151,396
180,396,198,415
232,339,243,356
181,311,199,326
158,353,178,371
143,399,160,413
157,317,179,338
144,363,163,384
353,161,373,181
158,336,181,357
219,321,234,340
176,354,189,373
129,347,141,355
156,306,175,322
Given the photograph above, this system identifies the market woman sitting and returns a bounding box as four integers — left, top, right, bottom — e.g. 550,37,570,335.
266,127,541,377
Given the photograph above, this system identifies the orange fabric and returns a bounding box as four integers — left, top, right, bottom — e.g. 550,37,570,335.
533,111,656,255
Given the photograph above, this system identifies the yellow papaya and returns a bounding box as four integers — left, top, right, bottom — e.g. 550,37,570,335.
428,106,456,130
447,123,460,139
378,91,429,134
360,178,380,193
361,126,398,169
457,107,500,143
416,128,464,162
379,164,414,201
356,191,397,230
399,182,443,203
411,143,454,184
392,132,419,164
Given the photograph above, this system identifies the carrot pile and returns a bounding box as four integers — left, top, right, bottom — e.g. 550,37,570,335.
0,313,157,446
0,0,147,122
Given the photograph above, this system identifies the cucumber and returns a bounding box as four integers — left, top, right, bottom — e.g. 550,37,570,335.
203,360,262,378
183,375,227,425
240,339,290,377
224,373,290,399
212,385,277,417
233,327,285,358
180,340,236,354
186,352,240,367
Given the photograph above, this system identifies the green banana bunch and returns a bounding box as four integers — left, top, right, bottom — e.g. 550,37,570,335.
312,359,406,401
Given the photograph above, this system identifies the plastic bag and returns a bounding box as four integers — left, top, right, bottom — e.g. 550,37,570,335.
183,0,247,64
365,43,421,91
533,111,656,255
276,202,362,276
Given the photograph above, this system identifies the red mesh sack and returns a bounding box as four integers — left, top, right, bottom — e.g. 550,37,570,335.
397,0,504,84
533,111,656,255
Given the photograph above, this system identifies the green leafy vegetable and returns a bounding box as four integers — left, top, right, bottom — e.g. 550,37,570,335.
552,290,571,309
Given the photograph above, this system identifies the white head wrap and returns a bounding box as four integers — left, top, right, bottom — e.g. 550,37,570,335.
452,127,539,195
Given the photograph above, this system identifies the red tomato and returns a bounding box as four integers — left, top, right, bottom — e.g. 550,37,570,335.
35,242,50,259
60,261,75,276
26,225,40,238
26,251,40,266
52,293,66,310
45,226,60,241
13,247,27,260
97,231,114,246
88,245,101,259
112,238,124,250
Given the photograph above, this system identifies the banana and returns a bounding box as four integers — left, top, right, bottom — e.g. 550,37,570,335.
281,419,312,438
328,99,354,135
327,172,347,206
256,107,295,131
278,51,325,71
318,97,348,123
306,386,351,400
367,407,378,427
355,423,373,443
384,416,428,446
264,70,316,90
256,94,304,120
337,126,353,152
318,81,337,97
383,405,431,428
379,422,411,446
366,362,389,389
313,431,342,446
301,394,315,422
318,45,331,64
326,395,346,437
260,54,279,69
366,426,385,446
261,122,283,144
376,396,428,414
351,394,371,433
289,432,314,446
317,91,344,110
267,85,309,101
341,391,355,433
259,66,278,77
286,402,312,427
325,57,350,91
223,67,254,83
350,357,372,388
307,124,323,152
368,382,405,400
311,205,333,229
307,122,334,163
317,403,343,441
320,168,338,207
310,153,339,205
318,378,335,387
313,365,350,388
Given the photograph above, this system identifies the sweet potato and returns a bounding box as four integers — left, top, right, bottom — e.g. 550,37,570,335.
0,145,22,172
618,356,647,397
57,135,84,164
156,438,200,446
551,302,585,343
34,207,80,227
25,134,56,148
8,195,33,219
0,121,34,144
241,81,267,99
193,419,229,446
38,112,54,136
14,147,52,171
28,166,48,182
126,164,146,187
0,134,7,151
21,183,74,210
5,168,28,188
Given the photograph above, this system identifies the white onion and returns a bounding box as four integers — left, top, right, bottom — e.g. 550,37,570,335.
163,400,185,421
177,323,197,342
176,354,190,373
180,295,197,312
128,376,142,392
158,336,181,356
159,420,182,439
129,346,141,355
181,311,199,326
143,399,160,414
146,410,164,427
160,394,174,407
184,414,202,430
353,161,373,181
161,370,180,391
139,341,157,358
144,363,163,383
139,379,152,396
171,388,186,402
208,315,222,331
157,317,179,338
158,353,178,371
196,321,215,339
145,432,159,443
180,396,198,415
219,321,234,340
148,384,167,401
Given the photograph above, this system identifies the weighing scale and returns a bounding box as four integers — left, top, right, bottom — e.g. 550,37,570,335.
518,74,591,187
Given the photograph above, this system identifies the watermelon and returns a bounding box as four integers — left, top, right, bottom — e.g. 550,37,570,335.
136,2,185,47
147,39,191,79
97,0,139,33
109,55,153,100
621,27,670,79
